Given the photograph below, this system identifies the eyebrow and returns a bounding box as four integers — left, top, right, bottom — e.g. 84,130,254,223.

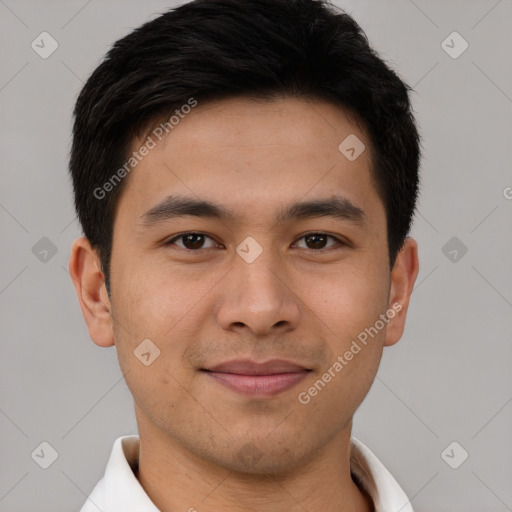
138,194,368,227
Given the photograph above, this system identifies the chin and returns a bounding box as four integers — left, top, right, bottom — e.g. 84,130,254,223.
205,437,313,476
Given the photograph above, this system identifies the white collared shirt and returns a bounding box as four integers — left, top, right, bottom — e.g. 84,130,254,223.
80,435,413,512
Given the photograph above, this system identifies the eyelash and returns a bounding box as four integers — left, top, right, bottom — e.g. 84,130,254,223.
163,231,346,252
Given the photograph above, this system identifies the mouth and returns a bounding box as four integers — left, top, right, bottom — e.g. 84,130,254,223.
200,359,312,397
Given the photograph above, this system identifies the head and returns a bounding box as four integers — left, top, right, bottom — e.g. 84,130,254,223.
69,0,420,474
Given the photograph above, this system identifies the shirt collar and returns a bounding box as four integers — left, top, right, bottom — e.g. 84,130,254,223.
350,437,414,512
80,435,413,512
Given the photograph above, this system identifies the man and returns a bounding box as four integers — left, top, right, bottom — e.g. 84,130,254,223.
68,0,420,510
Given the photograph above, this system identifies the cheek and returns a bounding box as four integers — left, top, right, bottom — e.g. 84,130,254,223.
303,255,390,394
111,254,197,338
312,260,390,333
110,259,208,398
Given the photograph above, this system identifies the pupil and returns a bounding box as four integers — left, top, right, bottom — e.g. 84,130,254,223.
307,234,326,249
184,234,204,249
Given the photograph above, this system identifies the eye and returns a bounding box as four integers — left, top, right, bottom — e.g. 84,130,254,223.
164,232,219,250
293,232,344,251
163,231,345,252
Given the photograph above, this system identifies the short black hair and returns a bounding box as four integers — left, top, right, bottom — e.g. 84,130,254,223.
70,0,421,297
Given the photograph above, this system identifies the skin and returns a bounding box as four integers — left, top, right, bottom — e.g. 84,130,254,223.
69,96,419,512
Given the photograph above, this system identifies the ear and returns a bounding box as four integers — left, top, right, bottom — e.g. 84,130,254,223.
68,237,114,347
384,237,419,347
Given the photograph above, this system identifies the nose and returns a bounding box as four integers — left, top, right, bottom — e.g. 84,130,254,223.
216,249,301,336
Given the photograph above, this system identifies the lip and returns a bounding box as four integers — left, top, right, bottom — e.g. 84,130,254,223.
202,359,311,397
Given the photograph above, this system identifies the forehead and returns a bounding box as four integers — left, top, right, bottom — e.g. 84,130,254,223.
114,96,383,229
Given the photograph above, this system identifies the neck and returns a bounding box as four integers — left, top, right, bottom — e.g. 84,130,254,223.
134,417,373,512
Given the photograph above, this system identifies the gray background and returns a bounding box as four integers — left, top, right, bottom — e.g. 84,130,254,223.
1,0,511,510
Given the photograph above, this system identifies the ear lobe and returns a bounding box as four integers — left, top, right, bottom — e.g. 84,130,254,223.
68,237,114,347
384,237,419,347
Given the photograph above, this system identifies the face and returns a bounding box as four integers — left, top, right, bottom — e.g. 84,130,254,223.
71,96,418,474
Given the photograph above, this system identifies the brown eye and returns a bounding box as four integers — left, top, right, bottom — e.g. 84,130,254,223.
294,233,342,250
165,232,218,250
